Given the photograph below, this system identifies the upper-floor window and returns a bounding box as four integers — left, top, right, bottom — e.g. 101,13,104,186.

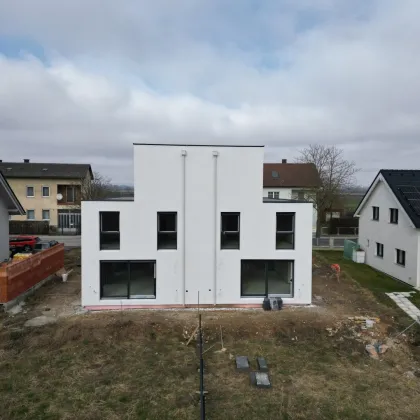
26,186,34,197
390,208,398,224
372,206,379,221
100,211,120,250
67,186,75,203
268,191,279,199
157,212,177,249
276,212,295,249
221,212,240,249
42,186,50,197
396,249,405,266
292,190,306,200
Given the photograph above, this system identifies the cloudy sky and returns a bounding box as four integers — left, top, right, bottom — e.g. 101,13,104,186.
0,0,419,185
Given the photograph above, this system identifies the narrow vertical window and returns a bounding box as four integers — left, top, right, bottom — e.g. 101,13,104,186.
221,212,240,249
276,213,295,249
100,212,120,250
372,206,379,220
157,212,177,249
396,249,405,266
390,208,398,224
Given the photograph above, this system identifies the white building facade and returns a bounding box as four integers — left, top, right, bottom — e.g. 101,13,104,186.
0,172,25,262
82,144,313,309
355,170,420,288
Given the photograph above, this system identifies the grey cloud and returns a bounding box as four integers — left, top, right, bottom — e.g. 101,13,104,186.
0,0,420,185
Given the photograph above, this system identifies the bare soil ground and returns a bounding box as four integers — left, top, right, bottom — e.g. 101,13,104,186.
1,250,420,419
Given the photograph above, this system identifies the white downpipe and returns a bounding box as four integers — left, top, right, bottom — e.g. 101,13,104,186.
212,151,219,305
181,150,187,306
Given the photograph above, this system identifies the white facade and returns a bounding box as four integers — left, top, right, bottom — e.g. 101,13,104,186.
357,179,420,287
263,187,317,232
0,199,9,261
82,144,313,309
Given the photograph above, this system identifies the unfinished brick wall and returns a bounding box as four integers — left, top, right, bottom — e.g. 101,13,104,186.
0,244,64,303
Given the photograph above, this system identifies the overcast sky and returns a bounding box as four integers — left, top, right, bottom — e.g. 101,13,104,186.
0,0,419,185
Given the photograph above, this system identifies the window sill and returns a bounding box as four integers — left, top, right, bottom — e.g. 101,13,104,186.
389,222,398,225
395,263,405,267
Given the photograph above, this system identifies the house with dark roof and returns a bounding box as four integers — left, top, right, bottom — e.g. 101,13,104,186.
0,159,92,232
0,171,25,261
263,160,321,232
354,170,420,287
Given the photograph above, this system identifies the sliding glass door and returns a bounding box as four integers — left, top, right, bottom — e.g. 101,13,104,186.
241,260,294,298
100,261,156,299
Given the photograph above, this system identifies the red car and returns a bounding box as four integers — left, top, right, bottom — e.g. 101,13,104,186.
9,236,41,253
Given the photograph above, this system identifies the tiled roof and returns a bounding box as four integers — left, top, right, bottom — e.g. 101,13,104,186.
380,170,420,228
0,162,93,179
263,163,321,188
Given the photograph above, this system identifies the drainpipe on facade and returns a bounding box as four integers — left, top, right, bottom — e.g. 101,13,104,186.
181,149,187,306
212,151,219,306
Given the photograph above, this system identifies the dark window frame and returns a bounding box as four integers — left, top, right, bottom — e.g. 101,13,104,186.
100,211,120,250
221,212,240,250
376,242,384,258
157,212,177,250
390,208,398,224
396,249,406,266
240,259,294,298
276,212,295,249
100,260,156,299
372,206,379,221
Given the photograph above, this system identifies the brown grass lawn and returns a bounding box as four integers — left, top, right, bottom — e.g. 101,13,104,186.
1,250,420,419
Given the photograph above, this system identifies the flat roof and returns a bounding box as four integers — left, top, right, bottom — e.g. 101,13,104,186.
133,143,264,148
263,198,309,204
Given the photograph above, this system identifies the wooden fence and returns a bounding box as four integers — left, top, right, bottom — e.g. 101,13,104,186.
0,244,64,303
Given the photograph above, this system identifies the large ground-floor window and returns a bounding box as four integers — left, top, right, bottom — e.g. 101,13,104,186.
100,261,156,299
241,260,294,298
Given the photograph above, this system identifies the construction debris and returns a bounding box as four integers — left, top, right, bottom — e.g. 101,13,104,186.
365,343,389,359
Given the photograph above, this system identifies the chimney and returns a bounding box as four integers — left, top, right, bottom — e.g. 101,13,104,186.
24,159,30,163
282,159,287,164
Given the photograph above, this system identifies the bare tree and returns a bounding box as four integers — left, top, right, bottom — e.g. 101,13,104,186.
296,145,359,237
80,171,112,201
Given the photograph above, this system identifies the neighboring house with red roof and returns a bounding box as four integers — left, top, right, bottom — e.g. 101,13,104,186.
263,160,321,232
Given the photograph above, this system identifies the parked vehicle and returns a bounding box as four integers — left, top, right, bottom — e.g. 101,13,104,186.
32,240,59,253
9,236,41,253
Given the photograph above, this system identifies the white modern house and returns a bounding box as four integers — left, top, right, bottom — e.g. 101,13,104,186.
81,144,313,309
354,170,420,288
263,161,320,232
0,171,25,262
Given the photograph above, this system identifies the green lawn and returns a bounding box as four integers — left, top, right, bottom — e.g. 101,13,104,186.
316,250,420,309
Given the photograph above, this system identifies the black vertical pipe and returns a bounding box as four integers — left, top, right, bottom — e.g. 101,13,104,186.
199,314,205,419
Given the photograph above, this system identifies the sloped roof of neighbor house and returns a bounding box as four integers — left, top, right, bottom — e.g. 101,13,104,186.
0,171,25,215
263,162,321,188
0,162,93,179
354,169,420,228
